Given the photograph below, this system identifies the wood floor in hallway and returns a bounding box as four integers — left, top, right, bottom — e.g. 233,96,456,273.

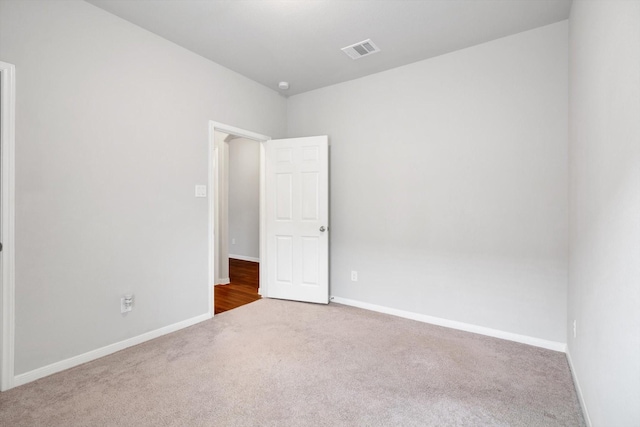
214,258,260,314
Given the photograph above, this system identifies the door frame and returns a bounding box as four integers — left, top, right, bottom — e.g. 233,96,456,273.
1,61,16,391
208,121,270,317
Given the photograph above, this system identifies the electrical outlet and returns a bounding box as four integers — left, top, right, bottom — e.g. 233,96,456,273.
351,271,358,282
232,238,236,245
121,294,134,314
573,320,577,338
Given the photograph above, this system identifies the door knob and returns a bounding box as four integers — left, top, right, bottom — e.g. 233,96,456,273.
319,226,326,232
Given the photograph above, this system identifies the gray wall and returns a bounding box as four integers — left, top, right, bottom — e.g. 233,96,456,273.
568,1,640,425
0,0,286,374
228,138,260,260
288,22,569,343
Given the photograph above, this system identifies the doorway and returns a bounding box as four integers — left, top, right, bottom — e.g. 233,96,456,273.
207,122,330,317
208,122,270,316
213,131,262,313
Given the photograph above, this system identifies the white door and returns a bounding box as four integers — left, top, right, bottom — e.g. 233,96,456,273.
265,136,329,304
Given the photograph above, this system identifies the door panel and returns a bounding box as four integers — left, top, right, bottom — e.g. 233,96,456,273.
301,172,319,220
265,136,329,304
276,173,293,220
275,236,293,283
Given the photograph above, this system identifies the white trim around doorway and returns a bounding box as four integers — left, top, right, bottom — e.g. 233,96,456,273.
1,61,17,391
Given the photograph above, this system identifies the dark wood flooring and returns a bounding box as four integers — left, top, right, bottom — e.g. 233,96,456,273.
214,258,260,314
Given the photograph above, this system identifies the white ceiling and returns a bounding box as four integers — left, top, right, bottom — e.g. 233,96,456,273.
86,0,572,96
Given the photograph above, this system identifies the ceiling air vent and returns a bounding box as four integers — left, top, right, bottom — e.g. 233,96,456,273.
341,39,381,60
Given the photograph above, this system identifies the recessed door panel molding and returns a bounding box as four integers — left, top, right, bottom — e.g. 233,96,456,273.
265,136,329,304
301,237,320,286
276,147,293,164
275,236,293,284
301,172,319,221
276,173,293,221
301,146,319,163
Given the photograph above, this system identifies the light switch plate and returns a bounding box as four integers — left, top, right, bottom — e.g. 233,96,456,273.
195,185,207,197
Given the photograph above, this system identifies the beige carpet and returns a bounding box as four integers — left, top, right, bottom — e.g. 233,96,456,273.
0,299,585,426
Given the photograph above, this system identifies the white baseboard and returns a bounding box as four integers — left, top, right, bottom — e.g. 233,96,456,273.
229,254,260,263
215,278,230,285
566,348,592,427
13,313,211,388
330,296,567,353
